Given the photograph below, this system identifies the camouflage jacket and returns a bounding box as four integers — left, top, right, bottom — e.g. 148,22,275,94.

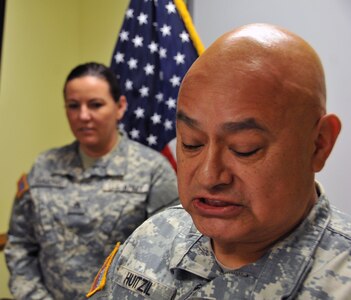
88,185,351,300
5,133,178,300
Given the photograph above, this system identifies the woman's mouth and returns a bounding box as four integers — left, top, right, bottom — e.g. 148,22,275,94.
78,127,96,134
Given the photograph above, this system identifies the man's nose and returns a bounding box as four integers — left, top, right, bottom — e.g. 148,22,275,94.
197,145,232,190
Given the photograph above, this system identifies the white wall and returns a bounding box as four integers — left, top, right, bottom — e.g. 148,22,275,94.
190,0,351,213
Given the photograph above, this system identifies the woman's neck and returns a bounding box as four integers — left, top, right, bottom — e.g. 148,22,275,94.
80,131,119,158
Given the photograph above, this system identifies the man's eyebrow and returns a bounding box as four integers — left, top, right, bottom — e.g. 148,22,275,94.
176,110,199,128
222,118,267,133
177,110,266,133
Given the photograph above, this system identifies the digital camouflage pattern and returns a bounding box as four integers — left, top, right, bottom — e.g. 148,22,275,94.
5,133,178,300
88,184,351,300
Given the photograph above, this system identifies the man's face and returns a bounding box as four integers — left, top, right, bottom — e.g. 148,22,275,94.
176,63,318,250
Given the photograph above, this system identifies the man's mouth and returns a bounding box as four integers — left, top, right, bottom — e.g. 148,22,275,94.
192,197,244,217
200,198,234,207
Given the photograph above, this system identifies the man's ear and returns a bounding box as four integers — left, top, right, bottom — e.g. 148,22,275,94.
312,114,341,172
116,95,128,121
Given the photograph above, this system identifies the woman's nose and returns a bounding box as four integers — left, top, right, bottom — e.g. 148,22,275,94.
79,105,91,120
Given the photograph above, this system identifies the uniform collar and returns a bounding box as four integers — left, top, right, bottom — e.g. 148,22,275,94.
169,223,221,280
52,132,129,179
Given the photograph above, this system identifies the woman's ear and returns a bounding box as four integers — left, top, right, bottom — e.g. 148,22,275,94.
116,95,128,121
312,114,342,172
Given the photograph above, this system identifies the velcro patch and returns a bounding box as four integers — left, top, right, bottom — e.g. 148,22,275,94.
86,242,121,298
103,181,149,193
16,173,29,199
115,266,176,299
31,177,66,188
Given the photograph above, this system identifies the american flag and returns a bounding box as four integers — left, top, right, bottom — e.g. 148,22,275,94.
110,0,204,169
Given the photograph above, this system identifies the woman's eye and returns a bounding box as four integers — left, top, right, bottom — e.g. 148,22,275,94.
89,102,104,109
233,148,260,157
66,103,79,110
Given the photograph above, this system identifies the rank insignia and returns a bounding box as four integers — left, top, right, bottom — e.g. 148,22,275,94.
86,242,121,297
16,173,29,200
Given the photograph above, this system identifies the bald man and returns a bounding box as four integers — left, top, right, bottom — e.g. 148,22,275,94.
87,24,350,299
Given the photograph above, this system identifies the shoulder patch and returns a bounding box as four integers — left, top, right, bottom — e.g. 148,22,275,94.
16,173,29,200
86,242,121,298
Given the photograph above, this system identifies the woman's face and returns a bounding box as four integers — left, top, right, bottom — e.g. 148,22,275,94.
64,75,126,157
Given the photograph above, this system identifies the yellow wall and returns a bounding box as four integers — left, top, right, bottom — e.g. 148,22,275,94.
0,0,128,297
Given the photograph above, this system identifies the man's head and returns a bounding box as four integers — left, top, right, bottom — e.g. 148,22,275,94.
176,23,341,262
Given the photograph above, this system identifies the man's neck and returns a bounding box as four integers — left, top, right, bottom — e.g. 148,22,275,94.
211,239,270,270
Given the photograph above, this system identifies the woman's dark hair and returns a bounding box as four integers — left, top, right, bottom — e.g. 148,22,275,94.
63,62,121,102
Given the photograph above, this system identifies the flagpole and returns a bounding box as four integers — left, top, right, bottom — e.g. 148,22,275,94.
174,0,205,56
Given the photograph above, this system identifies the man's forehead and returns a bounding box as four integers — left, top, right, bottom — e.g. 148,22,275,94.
177,109,269,135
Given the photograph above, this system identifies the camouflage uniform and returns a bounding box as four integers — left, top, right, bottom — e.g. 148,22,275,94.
5,133,178,300
88,183,351,300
